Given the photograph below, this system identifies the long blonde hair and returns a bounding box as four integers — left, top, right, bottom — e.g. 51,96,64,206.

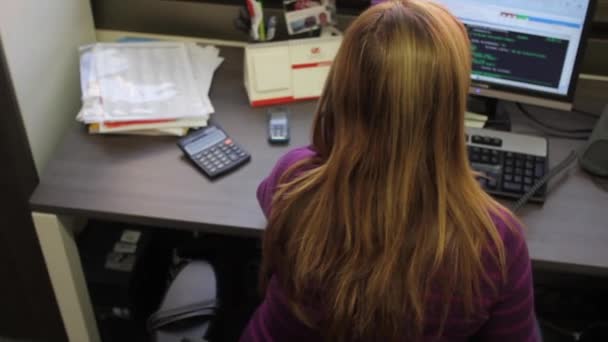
262,1,512,340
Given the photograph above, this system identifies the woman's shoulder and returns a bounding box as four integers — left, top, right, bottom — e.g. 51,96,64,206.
269,146,317,183
257,146,317,217
276,146,317,169
489,208,526,253
484,208,531,289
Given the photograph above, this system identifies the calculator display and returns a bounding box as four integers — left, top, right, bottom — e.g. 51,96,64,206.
184,129,226,155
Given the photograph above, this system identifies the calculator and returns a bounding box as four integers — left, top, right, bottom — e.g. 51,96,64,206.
178,125,251,178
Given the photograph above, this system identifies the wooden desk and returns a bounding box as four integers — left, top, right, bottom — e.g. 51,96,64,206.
30,46,608,342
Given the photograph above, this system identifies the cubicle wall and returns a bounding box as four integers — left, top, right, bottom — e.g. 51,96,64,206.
0,0,97,173
587,0,608,76
0,38,67,342
0,0,97,340
91,0,608,77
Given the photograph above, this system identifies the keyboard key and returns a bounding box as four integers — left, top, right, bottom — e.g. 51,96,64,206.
481,155,490,163
515,168,523,176
505,166,514,174
504,174,513,182
503,182,522,192
471,146,481,153
490,138,503,147
487,177,498,189
229,153,239,161
514,175,522,183
524,185,533,193
525,161,534,169
535,163,545,178
526,155,535,161
491,157,500,165
491,150,499,156
505,159,514,167
515,160,524,168
471,154,481,162
525,169,533,177
472,135,483,144
524,177,533,185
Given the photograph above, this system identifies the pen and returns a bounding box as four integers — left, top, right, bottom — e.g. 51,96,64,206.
266,16,277,41
256,0,266,41
245,0,259,41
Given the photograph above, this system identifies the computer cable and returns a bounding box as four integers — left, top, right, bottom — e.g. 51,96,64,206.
516,103,594,135
539,318,608,342
572,107,602,118
512,150,579,213
591,175,608,192
538,318,580,341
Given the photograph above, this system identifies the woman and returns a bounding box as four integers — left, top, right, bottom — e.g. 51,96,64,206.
241,0,538,341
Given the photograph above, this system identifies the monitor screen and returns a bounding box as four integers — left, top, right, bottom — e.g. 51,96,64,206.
434,0,593,100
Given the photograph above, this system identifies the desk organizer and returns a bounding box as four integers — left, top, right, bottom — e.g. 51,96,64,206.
244,35,342,107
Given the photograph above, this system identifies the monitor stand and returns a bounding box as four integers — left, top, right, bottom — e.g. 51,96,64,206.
467,95,512,132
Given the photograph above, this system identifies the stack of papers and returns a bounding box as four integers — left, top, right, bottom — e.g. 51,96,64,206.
77,42,224,136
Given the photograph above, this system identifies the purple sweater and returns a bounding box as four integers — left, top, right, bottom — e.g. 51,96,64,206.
241,147,538,341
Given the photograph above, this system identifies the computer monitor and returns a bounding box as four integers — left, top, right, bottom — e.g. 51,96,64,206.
432,0,596,111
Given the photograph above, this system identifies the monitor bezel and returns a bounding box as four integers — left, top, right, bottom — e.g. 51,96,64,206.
465,0,598,107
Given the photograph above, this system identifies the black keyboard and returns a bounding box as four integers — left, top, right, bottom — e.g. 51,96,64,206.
466,128,549,202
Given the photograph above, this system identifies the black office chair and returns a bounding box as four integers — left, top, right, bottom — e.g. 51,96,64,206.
148,261,218,342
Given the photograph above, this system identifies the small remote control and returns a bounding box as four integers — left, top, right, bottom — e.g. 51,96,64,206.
178,125,251,178
268,107,290,144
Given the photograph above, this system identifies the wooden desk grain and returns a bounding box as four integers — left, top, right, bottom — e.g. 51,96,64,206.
30,47,608,274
